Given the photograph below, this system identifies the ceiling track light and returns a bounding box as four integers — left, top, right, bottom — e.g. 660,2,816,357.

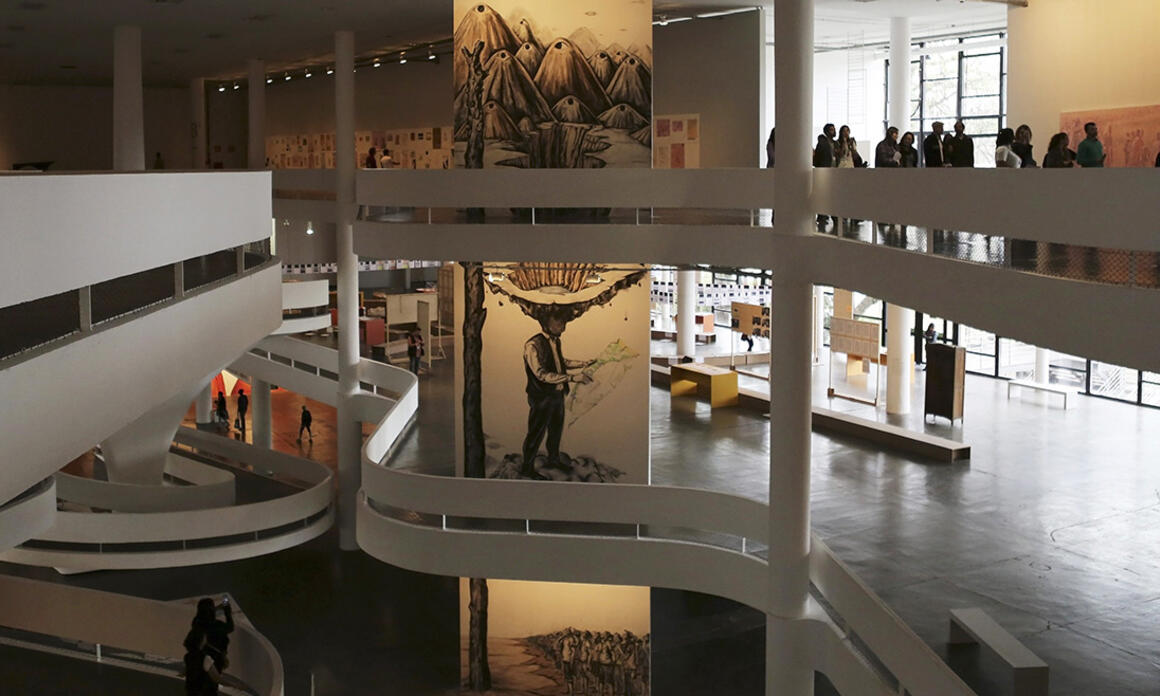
399,51,407,64
283,72,291,81
265,76,273,84
427,46,436,60
217,84,226,92
326,66,334,75
232,81,239,90
373,58,382,68
305,68,312,78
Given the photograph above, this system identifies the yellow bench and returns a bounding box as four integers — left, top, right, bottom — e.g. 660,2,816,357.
670,363,739,407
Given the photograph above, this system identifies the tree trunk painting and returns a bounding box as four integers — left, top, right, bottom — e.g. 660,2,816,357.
462,260,490,691
462,41,487,170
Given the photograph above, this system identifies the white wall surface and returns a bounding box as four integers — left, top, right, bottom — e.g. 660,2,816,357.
0,84,191,171
655,12,763,167
0,171,272,307
1007,0,1160,152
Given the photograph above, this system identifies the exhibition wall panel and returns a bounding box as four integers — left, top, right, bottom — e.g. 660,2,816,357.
1007,0,1160,156
654,11,762,168
0,84,191,171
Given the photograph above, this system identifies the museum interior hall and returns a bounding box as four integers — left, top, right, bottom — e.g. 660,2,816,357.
2,1,1159,695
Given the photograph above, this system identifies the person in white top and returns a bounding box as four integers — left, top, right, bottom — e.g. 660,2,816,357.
379,149,395,169
995,128,1021,168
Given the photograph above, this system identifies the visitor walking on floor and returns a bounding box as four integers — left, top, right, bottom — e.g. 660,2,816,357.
945,120,975,168
1076,122,1106,167
215,391,228,429
1043,133,1077,168
298,405,313,442
995,128,1022,168
235,389,248,433
407,328,425,375
1013,124,1037,167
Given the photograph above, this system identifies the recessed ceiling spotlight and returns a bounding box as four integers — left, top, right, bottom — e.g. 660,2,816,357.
326,66,334,75
373,58,381,68
305,68,312,78
232,81,239,90
266,76,273,84
283,73,291,81
217,84,226,92
399,51,407,64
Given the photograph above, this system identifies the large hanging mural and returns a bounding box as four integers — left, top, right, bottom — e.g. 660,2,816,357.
453,1,652,168
455,262,651,693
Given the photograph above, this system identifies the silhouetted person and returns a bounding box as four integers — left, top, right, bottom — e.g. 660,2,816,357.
520,313,594,479
875,127,901,168
923,121,948,167
1043,132,1077,168
215,390,228,427
995,128,1021,168
945,121,975,168
814,124,836,226
899,132,918,168
153,152,165,169
235,389,248,432
184,597,233,695
1076,121,1106,167
298,405,313,442
765,127,776,168
407,328,424,375
741,333,754,352
364,147,378,168
1013,124,1037,167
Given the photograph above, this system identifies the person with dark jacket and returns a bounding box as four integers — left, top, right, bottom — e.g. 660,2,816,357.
813,124,836,226
298,405,313,442
184,597,234,695
923,121,948,167
945,120,975,168
899,132,919,168
1013,124,1037,167
235,389,248,432
1043,132,1077,168
875,127,901,168
215,391,228,427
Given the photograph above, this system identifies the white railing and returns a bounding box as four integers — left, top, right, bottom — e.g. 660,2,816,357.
0,429,332,571
0,479,56,552
0,574,282,696
54,452,236,513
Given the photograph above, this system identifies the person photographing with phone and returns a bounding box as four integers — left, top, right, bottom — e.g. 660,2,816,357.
184,596,234,695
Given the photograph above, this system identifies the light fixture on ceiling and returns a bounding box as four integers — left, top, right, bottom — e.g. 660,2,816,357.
305,68,312,78
373,57,381,68
306,221,314,236
283,72,291,81
326,66,334,75
399,51,407,65
266,76,273,84
232,81,239,90
427,46,436,60
217,84,226,92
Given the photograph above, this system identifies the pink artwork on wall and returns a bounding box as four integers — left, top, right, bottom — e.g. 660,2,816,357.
671,143,685,169
672,120,683,134
656,119,671,138
1061,104,1160,167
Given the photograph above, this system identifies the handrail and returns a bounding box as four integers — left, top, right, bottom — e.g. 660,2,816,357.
0,574,283,696
0,478,56,552
54,452,236,513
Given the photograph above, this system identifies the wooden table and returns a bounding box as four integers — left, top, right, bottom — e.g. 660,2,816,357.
670,363,739,407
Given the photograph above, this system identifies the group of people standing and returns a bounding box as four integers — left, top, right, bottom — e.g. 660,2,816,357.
183,597,234,695
529,627,649,696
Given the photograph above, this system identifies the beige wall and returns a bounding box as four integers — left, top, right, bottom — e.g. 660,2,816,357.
1007,0,1160,149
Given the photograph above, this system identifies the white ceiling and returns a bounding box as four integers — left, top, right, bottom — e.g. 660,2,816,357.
0,0,1008,87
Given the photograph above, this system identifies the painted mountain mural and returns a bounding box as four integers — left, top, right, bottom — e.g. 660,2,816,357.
453,1,651,169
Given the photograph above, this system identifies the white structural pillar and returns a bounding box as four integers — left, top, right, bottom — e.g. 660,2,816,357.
247,59,266,169
812,286,825,365
191,78,207,169
1035,347,1050,384
335,30,362,550
251,379,272,449
195,382,214,425
888,17,911,131
768,0,814,693
885,17,914,417
886,304,914,414
676,270,697,359
113,25,145,171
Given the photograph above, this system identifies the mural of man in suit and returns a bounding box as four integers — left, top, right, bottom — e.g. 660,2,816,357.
521,312,596,479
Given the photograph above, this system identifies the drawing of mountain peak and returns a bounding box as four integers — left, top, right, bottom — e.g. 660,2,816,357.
534,37,611,115
588,50,616,87
598,103,648,131
515,41,544,77
512,16,543,52
627,42,653,69
453,2,520,87
483,48,554,125
483,100,523,141
606,55,652,116
553,95,597,124
568,26,602,58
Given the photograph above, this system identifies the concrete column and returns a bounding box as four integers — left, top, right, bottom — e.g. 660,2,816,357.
191,78,207,169
103,390,193,485
335,30,362,550
676,270,697,359
252,379,272,449
888,17,912,131
247,59,266,169
812,285,825,364
113,25,145,171
195,381,214,425
886,304,914,414
768,0,814,693
1035,347,1050,384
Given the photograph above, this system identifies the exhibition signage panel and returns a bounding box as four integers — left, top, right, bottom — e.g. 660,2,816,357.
653,113,700,169
731,301,769,339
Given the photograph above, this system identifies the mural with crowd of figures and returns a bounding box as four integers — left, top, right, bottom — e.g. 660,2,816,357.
1061,104,1160,168
453,1,652,169
455,261,650,693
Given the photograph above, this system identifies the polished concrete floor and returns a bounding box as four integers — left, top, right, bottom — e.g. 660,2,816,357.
6,351,1160,695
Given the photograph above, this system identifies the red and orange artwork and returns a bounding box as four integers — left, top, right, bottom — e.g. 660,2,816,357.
671,142,685,169
656,118,670,138
1060,104,1160,168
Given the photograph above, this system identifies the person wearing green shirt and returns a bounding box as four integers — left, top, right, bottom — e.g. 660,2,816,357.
1076,122,1106,167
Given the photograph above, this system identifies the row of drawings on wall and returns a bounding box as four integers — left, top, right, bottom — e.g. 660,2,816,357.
455,261,651,695
265,127,453,169
453,1,652,169
653,114,700,169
